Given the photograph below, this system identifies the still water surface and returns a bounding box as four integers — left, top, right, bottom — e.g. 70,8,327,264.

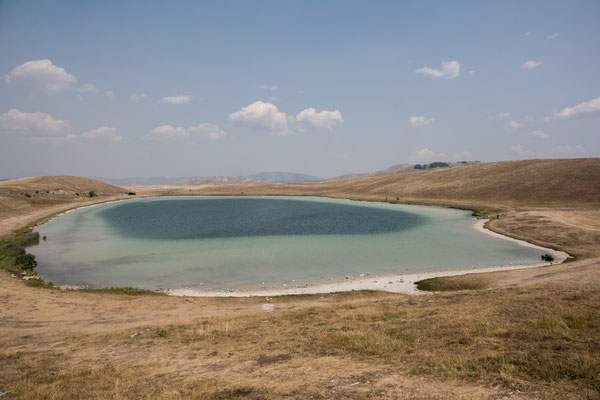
30,196,544,290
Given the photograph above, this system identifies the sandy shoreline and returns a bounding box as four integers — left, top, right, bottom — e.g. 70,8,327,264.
165,218,570,297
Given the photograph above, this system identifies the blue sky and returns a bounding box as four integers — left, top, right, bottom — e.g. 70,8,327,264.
1,0,599,179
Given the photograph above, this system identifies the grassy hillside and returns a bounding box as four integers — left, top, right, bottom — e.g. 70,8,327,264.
0,175,128,237
0,175,126,195
187,159,600,208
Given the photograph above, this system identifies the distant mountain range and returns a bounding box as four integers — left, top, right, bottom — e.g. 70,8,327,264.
172,176,262,185
97,161,480,186
245,172,324,183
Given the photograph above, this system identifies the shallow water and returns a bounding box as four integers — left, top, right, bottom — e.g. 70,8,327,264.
30,196,545,290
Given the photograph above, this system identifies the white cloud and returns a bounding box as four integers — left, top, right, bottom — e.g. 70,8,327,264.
77,83,98,93
295,107,343,129
33,126,124,143
415,60,460,79
229,100,290,134
546,97,600,120
76,126,123,142
104,90,114,97
491,112,510,120
4,59,77,92
147,125,189,139
531,130,549,139
158,95,192,105
521,60,543,70
505,120,524,130
554,145,585,155
0,109,70,133
188,123,227,140
547,32,559,40
408,116,434,127
130,93,148,101
147,123,226,140
511,144,531,156
409,148,446,162
468,70,476,77
259,84,278,92
229,101,344,135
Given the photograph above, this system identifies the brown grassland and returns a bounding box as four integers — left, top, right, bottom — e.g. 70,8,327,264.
1,158,599,399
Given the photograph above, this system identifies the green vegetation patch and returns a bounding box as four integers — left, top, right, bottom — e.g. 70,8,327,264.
415,276,487,292
78,286,164,296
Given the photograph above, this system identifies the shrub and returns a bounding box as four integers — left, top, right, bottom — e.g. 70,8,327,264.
88,191,96,197
0,243,26,258
428,161,450,169
9,232,39,247
156,329,168,338
542,253,555,262
15,253,37,269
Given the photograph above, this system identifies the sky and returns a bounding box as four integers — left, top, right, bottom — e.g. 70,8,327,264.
1,0,599,180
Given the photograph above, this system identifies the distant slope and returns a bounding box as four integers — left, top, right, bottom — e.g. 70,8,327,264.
245,171,323,183
327,161,480,181
96,176,189,185
190,159,600,208
0,175,126,195
172,176,262,185
0,176,128,237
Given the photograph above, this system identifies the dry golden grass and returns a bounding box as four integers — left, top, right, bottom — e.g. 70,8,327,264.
0,175,129,238
0,159,599,399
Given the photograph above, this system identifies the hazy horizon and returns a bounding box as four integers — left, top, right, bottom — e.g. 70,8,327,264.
1,1,599,180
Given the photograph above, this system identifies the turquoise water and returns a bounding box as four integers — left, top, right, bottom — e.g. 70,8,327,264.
30,196,545,290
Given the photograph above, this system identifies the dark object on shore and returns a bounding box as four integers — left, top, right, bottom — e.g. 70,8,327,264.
541,253,555,262
128,192,136,196
42,236,47,241
88,191,96,197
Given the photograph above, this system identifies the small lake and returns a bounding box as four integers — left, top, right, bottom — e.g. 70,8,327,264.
30,196,545,291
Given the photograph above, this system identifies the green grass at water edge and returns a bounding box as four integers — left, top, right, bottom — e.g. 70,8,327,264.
415,277,487,292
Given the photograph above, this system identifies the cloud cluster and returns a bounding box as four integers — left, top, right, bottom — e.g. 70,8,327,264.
4,59,77,92
504,120,524,131
546,97,600,120
229,101,289,133
1,108,122,143
147,123,226,140
415,61,460,80
158,95,192,105
188,123,227,140
491,112,510,120
67,126,123,143
521,60,543,70
4,59,110,95
229,101,343,135
259,84,278,92
510,144,531,156
0,109,70,133
408,116,434,127
295,108,343,130
531,130,549,139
